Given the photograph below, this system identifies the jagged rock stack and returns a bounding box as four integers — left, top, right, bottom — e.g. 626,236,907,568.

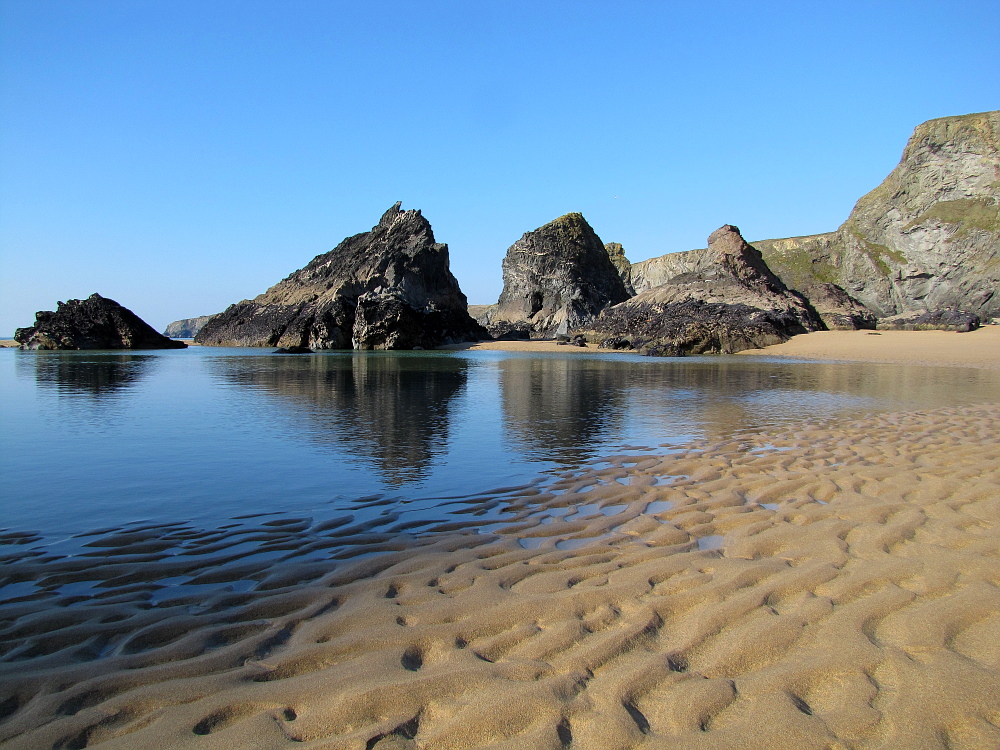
481,213,632,337
587,225,824,355
14,294,187,350
195,203,487,350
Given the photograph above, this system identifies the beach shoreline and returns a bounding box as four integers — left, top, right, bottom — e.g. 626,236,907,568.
444,325,1000,371
2,329,999,749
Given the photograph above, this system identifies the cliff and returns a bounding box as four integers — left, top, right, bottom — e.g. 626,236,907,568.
163,315,216,339
195,204,487,349
632,111,1000,322
760,111,1000,318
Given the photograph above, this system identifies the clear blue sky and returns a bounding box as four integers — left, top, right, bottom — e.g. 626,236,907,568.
2,0,997,335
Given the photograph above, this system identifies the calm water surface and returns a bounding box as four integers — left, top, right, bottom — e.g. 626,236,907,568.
3,346,999,546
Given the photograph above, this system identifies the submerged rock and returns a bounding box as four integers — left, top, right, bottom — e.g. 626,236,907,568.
485,213,632,337
588,225,823,355
14,294,187,350
195,203,488,350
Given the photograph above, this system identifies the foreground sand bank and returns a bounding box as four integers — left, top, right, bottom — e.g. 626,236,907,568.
2,401,999,749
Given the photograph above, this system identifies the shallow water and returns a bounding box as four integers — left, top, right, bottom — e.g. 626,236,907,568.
2,346,998,550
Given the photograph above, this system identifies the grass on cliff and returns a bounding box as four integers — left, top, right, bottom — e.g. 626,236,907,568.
903,198,1000,235
755,237,839,289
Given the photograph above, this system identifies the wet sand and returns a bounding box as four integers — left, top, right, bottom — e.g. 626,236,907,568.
2,334,1000,748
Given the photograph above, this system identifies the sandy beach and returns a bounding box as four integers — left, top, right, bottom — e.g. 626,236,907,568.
2,331,999,749
739,326,1000,370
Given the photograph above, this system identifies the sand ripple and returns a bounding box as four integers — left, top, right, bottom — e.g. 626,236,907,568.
2,404,999,749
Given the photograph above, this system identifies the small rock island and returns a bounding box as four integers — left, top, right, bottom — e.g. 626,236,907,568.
15,294,187,350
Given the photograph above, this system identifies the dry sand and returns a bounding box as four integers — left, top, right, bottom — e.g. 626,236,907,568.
2,332,1000,749
739,326,1000,370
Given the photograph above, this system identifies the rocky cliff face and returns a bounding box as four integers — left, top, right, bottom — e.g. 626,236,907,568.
15,294,187,350
486,213,633,336
588,225,823,355
163,315,216,338
195,204,487,349
629,249,695,294
603,242,635,296
759,111,1000,318
631,111,1000,321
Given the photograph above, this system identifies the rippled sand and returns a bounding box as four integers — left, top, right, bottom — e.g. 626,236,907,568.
2,399,999,749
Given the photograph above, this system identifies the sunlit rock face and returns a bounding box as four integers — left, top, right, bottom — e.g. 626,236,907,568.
195,203,487,350
163,315,216,339
484,212,633,337
588,225,824,356
758,111,1000,319
15,294,186,350
632,111,1000,323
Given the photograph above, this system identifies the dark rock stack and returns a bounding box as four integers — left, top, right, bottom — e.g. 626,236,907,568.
878,310,981,332
14,294,187,350
485,213,633,337
195,203,488,350
588,225,824,356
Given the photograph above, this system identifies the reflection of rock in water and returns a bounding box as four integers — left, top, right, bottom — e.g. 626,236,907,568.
211,354,468,486
499,358,629,462
19,352,154,397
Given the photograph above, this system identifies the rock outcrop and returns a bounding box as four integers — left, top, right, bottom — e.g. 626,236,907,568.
15,294,187,350
484,213,633,336
588,225,823,355
797,283,877,330
195,204,488,349
878,310,981,332
629,249,696,294
604,242,635,295
631,111,1000,322
758,111,1000,319
163,315,216,339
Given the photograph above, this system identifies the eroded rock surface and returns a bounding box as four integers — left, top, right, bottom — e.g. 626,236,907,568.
15,294,186,350
195,204,487,349
588,225,823,355
485,213,632,336
632,112,1000,322
878,310,981,332
798,283,877,330
758,111,1000,318
163,315,216,339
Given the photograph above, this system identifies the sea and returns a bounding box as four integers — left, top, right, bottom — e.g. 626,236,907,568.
2,346,999,603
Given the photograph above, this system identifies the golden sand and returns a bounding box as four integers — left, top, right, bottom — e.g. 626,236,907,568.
2,333,999,749
739,326,1000,370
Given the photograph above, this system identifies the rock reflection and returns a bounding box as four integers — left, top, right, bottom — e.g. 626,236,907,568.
500,355,1000,454
499,357,630,462
18,352,155,398
210,354,469,486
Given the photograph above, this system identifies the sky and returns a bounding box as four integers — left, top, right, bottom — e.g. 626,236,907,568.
1,0,998,336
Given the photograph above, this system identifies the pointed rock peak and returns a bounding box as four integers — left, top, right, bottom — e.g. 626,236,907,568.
378,201,405,227
547,212,590,231
707,224,746,254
